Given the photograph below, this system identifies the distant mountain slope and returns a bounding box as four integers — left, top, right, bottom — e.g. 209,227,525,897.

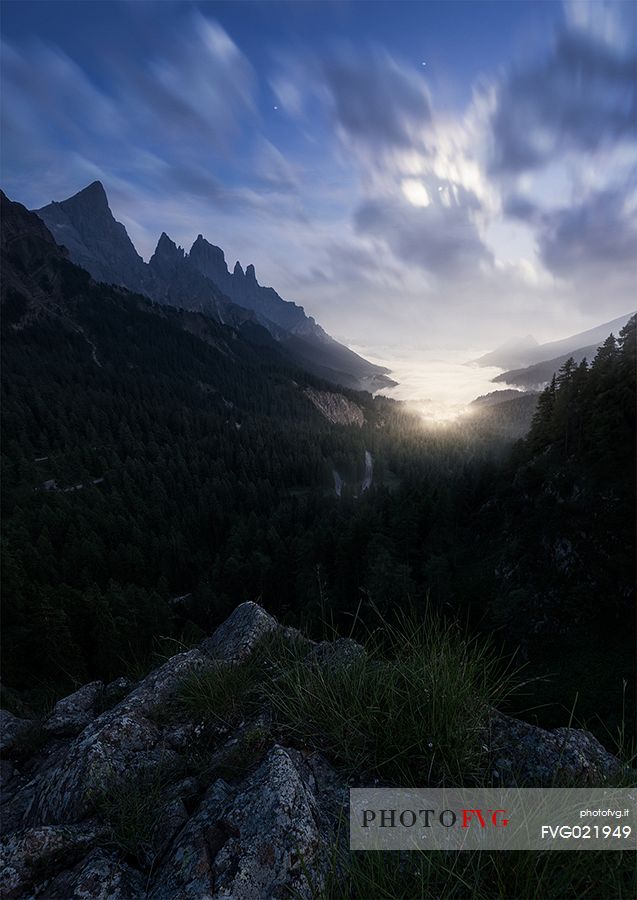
493,345,600,389
470,335,539,369
473,313,634,370
469,389,526,407
532,315,635,364
36,182,393,391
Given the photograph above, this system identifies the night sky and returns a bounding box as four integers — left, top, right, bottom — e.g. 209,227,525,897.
2,0,636,348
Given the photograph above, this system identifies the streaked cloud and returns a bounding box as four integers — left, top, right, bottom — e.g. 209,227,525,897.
1,0,635,347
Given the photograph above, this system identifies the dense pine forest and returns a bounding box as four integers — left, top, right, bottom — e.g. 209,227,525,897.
1,193,635,747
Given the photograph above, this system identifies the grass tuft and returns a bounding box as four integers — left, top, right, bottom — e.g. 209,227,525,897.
317,846,636,899
174,660,261,728
265,610,516,785
95,766,175,865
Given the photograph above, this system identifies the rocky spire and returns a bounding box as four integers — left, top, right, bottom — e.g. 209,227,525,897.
189,235,229,284
43,181,112,220
36,181,145,287
152,232,184,261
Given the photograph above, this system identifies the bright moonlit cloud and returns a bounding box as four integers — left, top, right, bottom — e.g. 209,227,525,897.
401,179,430,207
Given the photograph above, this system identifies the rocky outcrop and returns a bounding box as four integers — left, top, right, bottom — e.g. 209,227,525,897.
46,848,145,899
487,711,620,786
0,601,624,898
42,682,103,739
199,601,278,663
0,821,108,898
149,745,343,899
304,388,365,427
24,648,216,825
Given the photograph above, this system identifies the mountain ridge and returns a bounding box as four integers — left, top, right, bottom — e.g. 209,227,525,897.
493,344,601,390
36,182,393,392
473,313,635,370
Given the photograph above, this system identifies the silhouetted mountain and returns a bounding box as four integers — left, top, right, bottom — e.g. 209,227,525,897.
531,314,635,364
469,389,527,407
493,345,600,389
470,335,539,369
36,185,252,327
36,181,147,291
1,189,74,324
36,183,394,391
189,235,311,334
474,314,635,370
146,232,255,326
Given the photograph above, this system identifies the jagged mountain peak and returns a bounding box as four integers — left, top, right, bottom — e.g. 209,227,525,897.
233,261,244,277
76,179,108,201
150,231,186,263
36,181,145,288
245,263,257,282
50,180,110,215
189,234,228,272
156,231,179,250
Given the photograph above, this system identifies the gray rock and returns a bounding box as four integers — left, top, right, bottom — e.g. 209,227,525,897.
44,848,145,899
43,681,103,737
145,797,190,868
488,711,621,786
211,745,338,899
150,745,340,899
163,722,200,753
0,711,35,755
102,676,135,710
304,388,365,427
0,602,624,900
0,820,107,898
148,778,233,899
23,649,216,825
199,601,278,664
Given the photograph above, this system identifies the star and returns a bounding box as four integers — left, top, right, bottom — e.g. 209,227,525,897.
273,105,278,110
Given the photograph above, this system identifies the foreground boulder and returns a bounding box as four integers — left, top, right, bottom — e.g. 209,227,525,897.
0,601,624,898
0,821,108,898
488,711,621,786
42,681,103,738
21,648,214,825
150,745,344,899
